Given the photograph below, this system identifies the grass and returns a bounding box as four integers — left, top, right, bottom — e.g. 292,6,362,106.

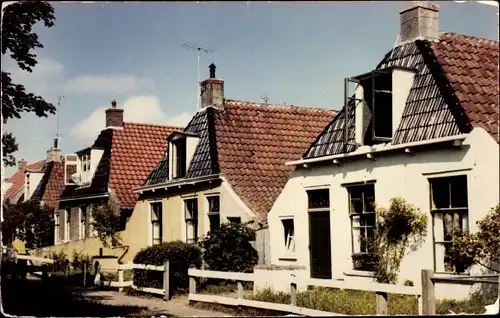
1,278,161,317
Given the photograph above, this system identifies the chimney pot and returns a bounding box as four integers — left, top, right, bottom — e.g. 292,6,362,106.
53,138,59,149
18,159,27,171
399,1,439,43
106,99,124,128
209,63,216,79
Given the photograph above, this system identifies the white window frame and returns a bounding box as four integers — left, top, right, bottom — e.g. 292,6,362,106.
149,201,163,246
429,174,469,274
206,195,220,234
280,217,296,256
64,208,71,242
346,183,376,256
184,198,198,244
79,206,87,240
54,212,60,245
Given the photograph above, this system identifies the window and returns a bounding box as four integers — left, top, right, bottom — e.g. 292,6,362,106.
282,219,295,254
307,189,330,210
173,138,187,178
348,184,376,270
54,212,60,244
150,202,163,245
65,208,71,241
429,175,469,273
207,196,220,233
185,199,198,243
82,155,87,172
79,206,87,240
356,69,393,144
227,217,241,224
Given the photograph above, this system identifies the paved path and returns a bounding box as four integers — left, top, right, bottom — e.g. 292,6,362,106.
76,289,231,317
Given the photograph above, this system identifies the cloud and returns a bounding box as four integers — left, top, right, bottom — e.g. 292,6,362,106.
70,95,191,141
5,57,65,94
65,74,153,95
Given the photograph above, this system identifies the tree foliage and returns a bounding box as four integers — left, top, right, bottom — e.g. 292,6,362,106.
88,201,123,248
1,1,56,166
451,204,500,273
2,201,54,248
201,222,259,273
361,197,428,284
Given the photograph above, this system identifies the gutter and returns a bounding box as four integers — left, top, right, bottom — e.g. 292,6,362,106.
59,193,109,202
286,134,470,166
134,174,221,194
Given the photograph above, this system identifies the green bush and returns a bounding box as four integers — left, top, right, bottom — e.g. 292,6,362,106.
132,240,202,293
201,222,258,273
70,250,92,272
51,250,68,272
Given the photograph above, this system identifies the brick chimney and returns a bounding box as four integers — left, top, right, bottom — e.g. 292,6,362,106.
18,159,27,171
105,100,124,128
46,138,62,163
400,1,439,43
200,63,224,109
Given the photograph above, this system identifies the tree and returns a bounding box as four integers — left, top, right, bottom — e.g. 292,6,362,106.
201,222,259,273
451,204,500,274
2,201,54,248
360,197,428,284
89,200,123,248
1,1,56,166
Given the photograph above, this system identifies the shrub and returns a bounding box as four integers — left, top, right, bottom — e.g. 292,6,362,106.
201,222,258,273
51,250,68,272
70,250,92,272
132,241,202,293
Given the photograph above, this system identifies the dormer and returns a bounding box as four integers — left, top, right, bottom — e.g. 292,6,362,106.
64,154,78,185
74,147,104,186
345,66,415,148
24,168,44,202
167,131,200,180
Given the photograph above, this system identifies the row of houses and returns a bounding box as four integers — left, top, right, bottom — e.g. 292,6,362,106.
4,1,498,299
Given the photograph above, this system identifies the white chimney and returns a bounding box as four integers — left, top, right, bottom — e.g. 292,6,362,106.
400,1,440,43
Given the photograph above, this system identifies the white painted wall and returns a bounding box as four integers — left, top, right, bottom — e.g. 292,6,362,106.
392,69,415,136
268,128,499,300
24,171,45,201
89,149,104,182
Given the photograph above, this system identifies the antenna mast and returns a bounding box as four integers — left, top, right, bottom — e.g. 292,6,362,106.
56,96,65,141
181,42,217,111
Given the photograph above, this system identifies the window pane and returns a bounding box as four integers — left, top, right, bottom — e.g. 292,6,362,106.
153,223,160,240
443,213,453,242
307,189,330,209
431,178,450,209
363,213,376,227
350,199,363,214
282,219,295,249
373,91,393,138
450,176,468,208
364,196,375,212
208,196,220,213
352,226,361,254
209,215,220,232
349,187,363,200
228,217,241,224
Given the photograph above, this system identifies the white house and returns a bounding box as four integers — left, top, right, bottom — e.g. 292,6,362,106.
266,1,498,300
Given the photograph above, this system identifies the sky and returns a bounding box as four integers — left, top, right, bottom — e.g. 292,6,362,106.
2,1,498,177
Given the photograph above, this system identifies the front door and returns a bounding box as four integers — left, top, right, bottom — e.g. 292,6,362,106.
309,211,332,279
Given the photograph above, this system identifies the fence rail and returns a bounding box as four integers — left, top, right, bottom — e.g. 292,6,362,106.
187,268,422,316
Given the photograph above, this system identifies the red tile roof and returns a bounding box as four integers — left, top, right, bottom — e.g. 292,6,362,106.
4,160,45,202
431,33,499,142
214,101,337,220
41,161,67,209
108,122,183,209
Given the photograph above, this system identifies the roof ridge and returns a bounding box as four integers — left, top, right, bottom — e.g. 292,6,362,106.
123,121,184,129
440,32,499,45
224,99,337,113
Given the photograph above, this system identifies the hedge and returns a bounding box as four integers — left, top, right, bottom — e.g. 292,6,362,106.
132,241,202,293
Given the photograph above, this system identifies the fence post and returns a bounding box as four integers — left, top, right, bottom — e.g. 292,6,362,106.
163,260,170,301
290,282,297,306
421,269,436,315
94,261,101,286
64,259,70,280
189,265,197,294
118,266,124,292
237,281,244,299
376,292,388,315
83,261,87,287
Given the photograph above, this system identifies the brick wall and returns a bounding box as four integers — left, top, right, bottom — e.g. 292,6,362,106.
70,207,80,241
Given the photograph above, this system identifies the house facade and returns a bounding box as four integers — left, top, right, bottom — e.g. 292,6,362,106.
34,101,182,263
3,159,45,205
132,64,336,264
267,2,498,300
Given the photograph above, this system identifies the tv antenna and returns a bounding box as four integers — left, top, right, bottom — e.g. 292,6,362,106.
181,42,218,110
56,95,65,141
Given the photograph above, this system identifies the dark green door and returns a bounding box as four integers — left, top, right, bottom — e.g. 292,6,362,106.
309,211,332,279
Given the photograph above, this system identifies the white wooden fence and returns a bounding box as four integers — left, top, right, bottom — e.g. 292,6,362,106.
188,268,422,316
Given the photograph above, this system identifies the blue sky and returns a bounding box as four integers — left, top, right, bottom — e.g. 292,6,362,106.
2,1,498,177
